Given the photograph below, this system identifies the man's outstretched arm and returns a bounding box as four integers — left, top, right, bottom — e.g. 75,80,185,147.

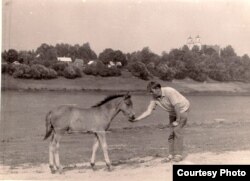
131,101,155,122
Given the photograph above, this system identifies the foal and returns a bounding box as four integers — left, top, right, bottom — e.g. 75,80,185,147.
44,93,135,174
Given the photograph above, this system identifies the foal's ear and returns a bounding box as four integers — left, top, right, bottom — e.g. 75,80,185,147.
124,91,131,99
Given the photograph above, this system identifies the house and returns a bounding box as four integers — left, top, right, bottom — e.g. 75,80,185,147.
12,61,20,65
87,60,96,65
57,57,72,63
108,61,122,68
73,59,84,67
116,62,122,67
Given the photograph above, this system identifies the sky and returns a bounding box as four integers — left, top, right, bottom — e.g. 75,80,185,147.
2,0,250,56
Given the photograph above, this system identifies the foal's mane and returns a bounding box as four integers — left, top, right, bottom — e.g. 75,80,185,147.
92,94,125,108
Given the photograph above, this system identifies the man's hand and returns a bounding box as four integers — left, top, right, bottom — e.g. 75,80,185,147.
129,117,139,123
172,121,179,127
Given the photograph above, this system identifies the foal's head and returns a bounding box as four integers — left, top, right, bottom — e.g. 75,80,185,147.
118,93,135,121
92,93,135,121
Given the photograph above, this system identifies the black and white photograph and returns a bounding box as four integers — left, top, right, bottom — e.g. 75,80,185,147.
1,0,250,180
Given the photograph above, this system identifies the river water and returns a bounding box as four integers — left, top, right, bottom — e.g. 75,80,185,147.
1,91,250,139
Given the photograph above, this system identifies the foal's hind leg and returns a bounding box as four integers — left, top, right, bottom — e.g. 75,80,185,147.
90,133,99,170
49,133,56,174
53,133,63,174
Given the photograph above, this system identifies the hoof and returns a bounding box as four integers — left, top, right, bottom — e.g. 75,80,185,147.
106,163,113,172
90,163,97,171
49,165,56,174
58,168,64,174
56,166,64,174
50,169,56,174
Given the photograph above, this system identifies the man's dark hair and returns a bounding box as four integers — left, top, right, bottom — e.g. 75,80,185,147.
147,81,161,92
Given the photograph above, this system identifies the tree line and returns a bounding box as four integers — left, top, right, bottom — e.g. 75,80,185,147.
2,42,250,82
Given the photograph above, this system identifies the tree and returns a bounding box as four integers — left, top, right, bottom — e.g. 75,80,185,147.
140,47,160,65
18,50,36,64
201,45,217,56
127,61,151,80
221,45,237,58
182,45,190,52
99,49,127,66
191,45,200,54
78,42,97,60
36,43,57,61
168,48,185,61
242,54,250,62
99,48,114,64
55,43,71,57
156,62,176,81
6,49,18,64
112,50,127,66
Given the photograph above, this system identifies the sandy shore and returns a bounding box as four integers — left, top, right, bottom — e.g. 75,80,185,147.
1,150,250,181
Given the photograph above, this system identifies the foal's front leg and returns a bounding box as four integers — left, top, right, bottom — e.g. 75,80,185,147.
90,134,99,170
49,135,56,174
96,132,113,171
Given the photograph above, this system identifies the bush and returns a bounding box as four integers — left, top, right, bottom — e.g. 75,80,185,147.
207,62,231,82
13,64,32,79
30,64,48,79
172,61,187,80
30,64,57,79
83,61,121,77
108,67,121,76
208,69,231,82
47,68,58,79
83,66,93,75
32,59,57,68
63,65,82,79
189,71,207,82
127,62,150,80
3,64,20,75
51,62,69,76
188,64,208,82
156,63,176,81
8,64,57,79
146,62,159,77
73,65,83,78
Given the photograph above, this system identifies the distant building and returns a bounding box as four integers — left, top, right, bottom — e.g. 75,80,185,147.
57,57,72,63
116,62,122,67
194,35,202,49
108,61,122,68
87,60,96,65
187,36,194,49
186,35,221,55
73,59,84,67
12,61,20,65
186,35,202,50
108,61,115,68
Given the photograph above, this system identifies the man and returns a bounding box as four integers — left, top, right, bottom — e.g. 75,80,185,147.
131,81,190,162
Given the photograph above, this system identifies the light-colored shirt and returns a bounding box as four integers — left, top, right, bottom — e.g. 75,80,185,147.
148,87,190,115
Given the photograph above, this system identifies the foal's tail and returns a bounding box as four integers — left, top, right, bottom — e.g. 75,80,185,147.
43,111,53,140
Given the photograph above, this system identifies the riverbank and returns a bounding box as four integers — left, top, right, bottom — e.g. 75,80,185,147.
2,74,250,95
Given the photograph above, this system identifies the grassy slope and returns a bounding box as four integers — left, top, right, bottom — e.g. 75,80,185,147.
2,70,250,94
1,122,250,166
